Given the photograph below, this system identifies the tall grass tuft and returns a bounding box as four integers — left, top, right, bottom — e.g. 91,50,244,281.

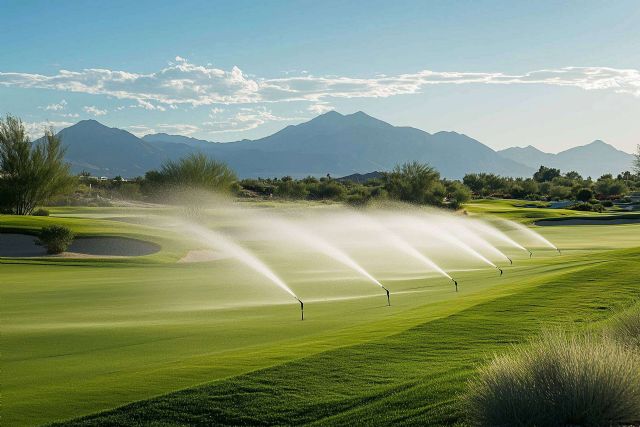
606,303,640,350
464,331,640,426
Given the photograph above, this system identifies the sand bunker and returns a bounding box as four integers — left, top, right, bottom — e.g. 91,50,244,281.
536,218,640,226
0,233,160,258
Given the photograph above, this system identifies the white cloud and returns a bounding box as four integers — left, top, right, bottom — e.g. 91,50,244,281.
83,105,107,116
209,107,225,116
202,107,303,133
157,123,200,135
23,120,73,138
127,124,156,136
60,112,79,118
4,60,638,112
135,99,166,111
307,103,333,114
42,99,67,111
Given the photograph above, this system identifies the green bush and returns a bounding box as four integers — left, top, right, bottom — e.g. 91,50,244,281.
464,331,640,426
32,208,50,216
37,225,74,254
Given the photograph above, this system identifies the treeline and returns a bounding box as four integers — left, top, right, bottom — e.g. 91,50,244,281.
3,114,640,215
463,165,639,209
142,157,471,209
75,161,640,214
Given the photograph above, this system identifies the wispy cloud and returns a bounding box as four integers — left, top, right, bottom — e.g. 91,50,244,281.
2,59,639,111
24,120,74,138
127,124,156,137
83,105,107,116
203,107,304,133
307,103,334,114
41,99,67,111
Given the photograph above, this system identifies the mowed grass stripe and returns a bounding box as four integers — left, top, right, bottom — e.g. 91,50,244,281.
57,248,640,426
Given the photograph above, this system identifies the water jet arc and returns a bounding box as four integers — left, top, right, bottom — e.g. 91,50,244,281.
183,222,302,320
270,218,389,306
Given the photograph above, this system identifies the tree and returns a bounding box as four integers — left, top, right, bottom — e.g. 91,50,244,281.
565,171,583,181
384,162,444,205
0,115,75,215
446,181,471,209
634,144,640,175
533,165,561,183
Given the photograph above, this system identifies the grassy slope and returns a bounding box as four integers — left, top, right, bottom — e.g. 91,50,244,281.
2,200,639,426
58,247,640,426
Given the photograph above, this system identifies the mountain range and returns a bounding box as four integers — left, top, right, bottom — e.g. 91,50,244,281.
46,111,634,179
497,141,634,178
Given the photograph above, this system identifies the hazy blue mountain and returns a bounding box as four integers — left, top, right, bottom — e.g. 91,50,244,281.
56,112,538,178
183,111,533,178
142,133,215,149
52,120,167,176
497,145,555,170
338,171,384,183
498,140,634,178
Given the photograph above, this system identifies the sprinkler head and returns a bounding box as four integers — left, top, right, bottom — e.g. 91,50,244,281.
557,248,562,254
297,298,304,321
499,268,503,277
508,257,513,265
383,287,391,306
529,250,533,258
453,279,458,292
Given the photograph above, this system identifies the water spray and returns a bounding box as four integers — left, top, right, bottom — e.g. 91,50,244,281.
499,219,560,253
183,222,304,321
268,217,388,307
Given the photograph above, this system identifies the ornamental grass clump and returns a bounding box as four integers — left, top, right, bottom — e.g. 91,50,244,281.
464,331,640,427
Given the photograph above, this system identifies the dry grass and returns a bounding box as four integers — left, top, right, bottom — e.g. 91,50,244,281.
606,302,640,350
464,331,640,427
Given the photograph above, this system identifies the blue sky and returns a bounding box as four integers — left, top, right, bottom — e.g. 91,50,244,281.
1,0,639,153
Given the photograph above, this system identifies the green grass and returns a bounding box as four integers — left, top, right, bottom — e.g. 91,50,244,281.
2,199,639,426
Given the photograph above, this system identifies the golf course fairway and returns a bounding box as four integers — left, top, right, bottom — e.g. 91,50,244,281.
2,201,639,426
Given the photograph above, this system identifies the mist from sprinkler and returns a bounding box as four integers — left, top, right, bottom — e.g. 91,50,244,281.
401,216,505,277
182,222,304,319
355,213,456,284
450,222,514,266
469,219,532,257
499,219,560,253
169,199,559,319
268,218,391,306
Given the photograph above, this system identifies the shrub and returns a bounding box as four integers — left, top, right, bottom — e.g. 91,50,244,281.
464,331,640,426
570,202,594,211
37,225,74,254
32,208,50,216
576,188,593,202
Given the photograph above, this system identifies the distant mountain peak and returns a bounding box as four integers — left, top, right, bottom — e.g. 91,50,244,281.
74,119,104,127
499,138,634,177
